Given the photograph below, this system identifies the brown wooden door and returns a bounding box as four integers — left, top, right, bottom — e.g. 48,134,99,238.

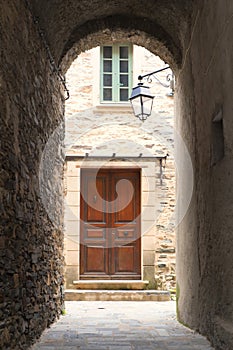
80,168,141,280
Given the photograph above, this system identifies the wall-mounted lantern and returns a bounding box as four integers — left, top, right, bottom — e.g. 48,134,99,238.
129,83,154,122
129,66,174,121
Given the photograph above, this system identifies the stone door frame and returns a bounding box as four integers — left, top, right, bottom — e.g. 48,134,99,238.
64,158,161,288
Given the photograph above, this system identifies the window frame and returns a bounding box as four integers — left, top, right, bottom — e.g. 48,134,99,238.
100,43,133,103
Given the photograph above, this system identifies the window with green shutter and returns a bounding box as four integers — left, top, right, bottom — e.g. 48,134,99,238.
100,43,133,103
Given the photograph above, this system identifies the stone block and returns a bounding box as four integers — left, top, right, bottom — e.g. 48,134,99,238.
142,191,158,206
65,266,80,288
64,237,79,251
64,205,79,221
141,162,156,176
66,161,79,176
65,192,79,206
143,250,155,266
64,220,79,236
142,206,156,221
141,221,156,235
142,235,156,250
66,250,79,266
143,266,156,287
65,290,170,301
141,176,156,192
66,176,79,192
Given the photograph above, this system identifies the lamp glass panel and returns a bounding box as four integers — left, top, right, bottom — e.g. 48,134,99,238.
141,96,153,116
130,97,143,117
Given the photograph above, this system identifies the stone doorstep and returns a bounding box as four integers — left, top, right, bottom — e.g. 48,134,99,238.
65,290,170,302
72,280,149,290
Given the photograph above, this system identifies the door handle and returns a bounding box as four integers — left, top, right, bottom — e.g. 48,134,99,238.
124,231,128,236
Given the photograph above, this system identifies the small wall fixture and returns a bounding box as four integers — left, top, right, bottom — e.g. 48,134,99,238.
129,66,174,121
129,83,154,122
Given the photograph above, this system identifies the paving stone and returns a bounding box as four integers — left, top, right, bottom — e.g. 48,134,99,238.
31,301,214,350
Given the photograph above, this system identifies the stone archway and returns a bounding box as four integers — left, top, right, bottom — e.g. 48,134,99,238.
2,1,233,349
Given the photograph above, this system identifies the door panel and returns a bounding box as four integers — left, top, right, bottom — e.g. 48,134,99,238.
86,246,106,272
115,246,134,272
80,168,141,279
113,175,135,222
85,176,107,222
117,228,135,239
85,228,105,239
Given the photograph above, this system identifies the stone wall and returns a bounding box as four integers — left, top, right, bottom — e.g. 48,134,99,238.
176,1,233,348
64,46,176,290
0,1,65,349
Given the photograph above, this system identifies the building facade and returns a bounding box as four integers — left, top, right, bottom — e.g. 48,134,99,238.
64,44,176,290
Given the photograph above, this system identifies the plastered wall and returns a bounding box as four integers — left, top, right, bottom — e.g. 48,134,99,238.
176,1,233,348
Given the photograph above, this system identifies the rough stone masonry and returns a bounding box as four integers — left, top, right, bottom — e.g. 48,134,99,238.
0,1,65,349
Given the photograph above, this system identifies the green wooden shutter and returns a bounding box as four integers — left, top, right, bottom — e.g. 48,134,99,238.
100,43,132,102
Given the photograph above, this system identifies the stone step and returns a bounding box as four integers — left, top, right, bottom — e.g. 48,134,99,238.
72,280,149,290
65,289,170,301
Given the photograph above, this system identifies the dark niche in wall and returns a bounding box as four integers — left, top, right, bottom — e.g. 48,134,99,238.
211,107,224,166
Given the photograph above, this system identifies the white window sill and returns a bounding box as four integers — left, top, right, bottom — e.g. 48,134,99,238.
94,103,132,113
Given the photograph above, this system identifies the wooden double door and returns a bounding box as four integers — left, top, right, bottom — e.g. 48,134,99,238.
80,168,141,279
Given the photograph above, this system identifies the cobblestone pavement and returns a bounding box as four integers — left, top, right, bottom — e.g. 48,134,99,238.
31,301,214,350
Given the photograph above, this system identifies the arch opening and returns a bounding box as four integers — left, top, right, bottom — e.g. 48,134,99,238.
63,39,178,293
59,15,182,74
